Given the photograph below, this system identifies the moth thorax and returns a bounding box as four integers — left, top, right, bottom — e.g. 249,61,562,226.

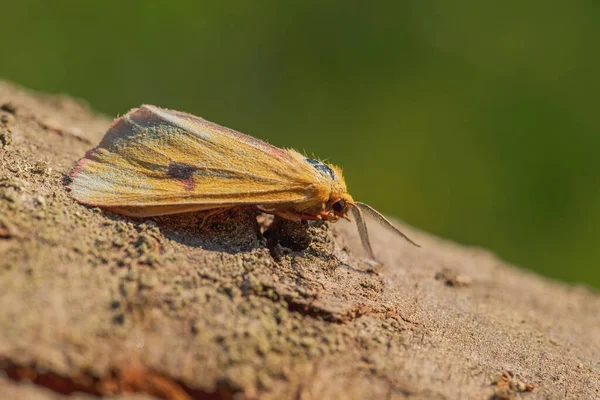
305,158,337,181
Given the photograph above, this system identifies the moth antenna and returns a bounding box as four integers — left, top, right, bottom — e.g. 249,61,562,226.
354,202,420,248
349,203,377,261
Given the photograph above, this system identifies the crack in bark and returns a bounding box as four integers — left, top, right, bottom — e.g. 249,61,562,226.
2,360,233,400
280,293,422,328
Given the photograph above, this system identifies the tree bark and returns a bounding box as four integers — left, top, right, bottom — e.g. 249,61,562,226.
1,81,598,399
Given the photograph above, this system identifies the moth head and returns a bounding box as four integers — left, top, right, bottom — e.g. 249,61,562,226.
330,193,354,221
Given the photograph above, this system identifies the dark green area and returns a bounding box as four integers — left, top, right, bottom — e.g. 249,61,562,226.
3,1,598,287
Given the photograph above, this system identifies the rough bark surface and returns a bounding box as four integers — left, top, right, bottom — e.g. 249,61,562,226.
1,81,599,400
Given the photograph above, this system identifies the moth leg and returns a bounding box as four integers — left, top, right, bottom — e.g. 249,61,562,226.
299,214,322,221
285,213,325,221
198,207,234,228
269,210,317,221
301,211,335,221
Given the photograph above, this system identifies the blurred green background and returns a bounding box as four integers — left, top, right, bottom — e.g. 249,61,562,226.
2,1,598,287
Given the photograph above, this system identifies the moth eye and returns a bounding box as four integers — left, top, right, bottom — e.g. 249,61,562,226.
332,200,345,213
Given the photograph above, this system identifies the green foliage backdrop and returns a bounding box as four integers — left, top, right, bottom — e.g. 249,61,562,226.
3,1,599,287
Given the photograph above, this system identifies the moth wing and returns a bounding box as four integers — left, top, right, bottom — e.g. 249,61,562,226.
70,105,326,214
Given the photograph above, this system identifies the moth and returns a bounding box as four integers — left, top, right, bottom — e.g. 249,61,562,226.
70,105,418,259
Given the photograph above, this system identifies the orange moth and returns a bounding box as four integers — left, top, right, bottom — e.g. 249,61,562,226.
70,105,418,259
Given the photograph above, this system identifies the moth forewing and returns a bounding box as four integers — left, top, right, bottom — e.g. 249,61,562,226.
70,106,317,209
105,204,229,218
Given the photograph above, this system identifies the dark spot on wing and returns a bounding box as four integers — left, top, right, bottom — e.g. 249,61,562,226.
305,158,336,181
167,161,198,191
167,162,197,180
